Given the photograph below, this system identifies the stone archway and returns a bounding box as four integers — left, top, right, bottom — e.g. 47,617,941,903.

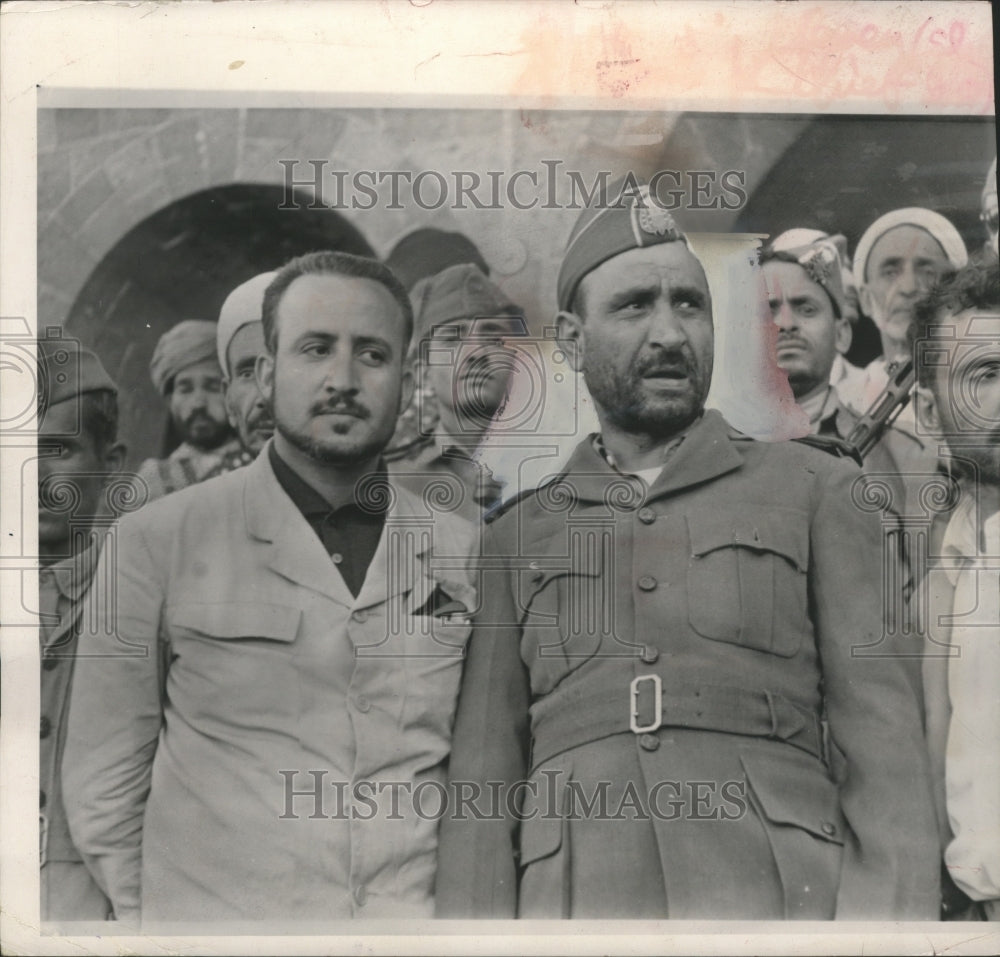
64,183,374,468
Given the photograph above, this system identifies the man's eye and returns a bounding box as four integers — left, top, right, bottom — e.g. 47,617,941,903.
237,368,256,380
303,343,330,357
970,360,1000,386
798,304,817,317
358,348,387,365
205,380,223,394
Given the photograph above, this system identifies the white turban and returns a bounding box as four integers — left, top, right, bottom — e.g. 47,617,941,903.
216,272,277,377
853,207,967,287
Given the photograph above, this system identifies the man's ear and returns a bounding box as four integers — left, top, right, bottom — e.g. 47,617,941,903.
222,376,240,429
398,366,415,415
99,442,126,481
556,310,585,373
858,283,874,321
913,384,943,435
834,315,853,356
256,353,275,405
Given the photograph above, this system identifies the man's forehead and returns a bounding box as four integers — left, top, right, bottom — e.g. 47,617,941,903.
868,224,948,265
227,322,265,363
762,259,825,298
589,243,708,287
174,357,223,381
431,314,526,337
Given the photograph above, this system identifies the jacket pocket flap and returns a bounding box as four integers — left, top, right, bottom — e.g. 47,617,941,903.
741,752,845,844
167,602,302,642
518,807,564,866
688,508,808,571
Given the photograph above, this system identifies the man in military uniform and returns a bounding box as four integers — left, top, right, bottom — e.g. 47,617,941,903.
135,320,243,501
37,338,124,921
387,263,527,517
436,182,938,919
216,271,276,462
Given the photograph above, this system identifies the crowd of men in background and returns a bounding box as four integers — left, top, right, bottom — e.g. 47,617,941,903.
36,154,999,925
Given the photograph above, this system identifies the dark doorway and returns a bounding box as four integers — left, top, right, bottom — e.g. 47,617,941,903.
65,183,375,469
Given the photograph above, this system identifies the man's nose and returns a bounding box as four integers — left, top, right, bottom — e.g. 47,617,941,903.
895,262,920,297
647,302,687,349
322,353,358,392
772,301,797,331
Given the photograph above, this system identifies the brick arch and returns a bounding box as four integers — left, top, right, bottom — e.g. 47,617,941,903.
62,182,374,470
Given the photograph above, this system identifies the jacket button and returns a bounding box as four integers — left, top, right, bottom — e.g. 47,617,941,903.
637,575,658,592
354,884,368,907
821,821,837,836
354,694,372,713
40,716,52,739
640,645,659,664
42,657,58,671
351,610,367,624
638,733,660,752
637,507,656,525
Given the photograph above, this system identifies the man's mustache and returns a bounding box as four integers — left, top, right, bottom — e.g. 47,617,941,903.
310,395,372,419
636,350,696,378
184,409,217,429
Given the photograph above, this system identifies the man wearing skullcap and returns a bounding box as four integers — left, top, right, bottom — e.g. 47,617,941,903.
36,336,124,922
839,208,969,514
841,207,967,417
63,252,478,923
437,180,938,920
387,263,527,516
216,272,276,460
136,320,241,502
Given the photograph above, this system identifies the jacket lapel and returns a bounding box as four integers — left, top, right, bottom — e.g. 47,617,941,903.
242,450,354,607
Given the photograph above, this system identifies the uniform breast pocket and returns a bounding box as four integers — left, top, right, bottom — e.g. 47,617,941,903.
520,567,607,697
686,509,809,657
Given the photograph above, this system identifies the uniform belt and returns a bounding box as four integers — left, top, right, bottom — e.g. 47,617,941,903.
529,671,824,771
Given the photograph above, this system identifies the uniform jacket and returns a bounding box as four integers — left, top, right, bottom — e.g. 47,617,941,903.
39,538,112,921
436,410,939,920
62,445,478,924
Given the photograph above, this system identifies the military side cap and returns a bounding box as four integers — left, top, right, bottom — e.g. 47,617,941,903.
37,335,117,408
217,271,277,377
385,228,490,292
150,319,218,395
764,230,849,319
411,263,520,343
557,179,689,313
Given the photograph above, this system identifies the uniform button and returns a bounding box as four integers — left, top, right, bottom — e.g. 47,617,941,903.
352,610,367,624
638,733,660,752
40,716,52,739
637,507,656,525
355,694,371,713
637,575,658,592
821,821,837,836
40,789,47,809
332,553,344,565
640,645,659,664
354,884,368,907
42,657,58,671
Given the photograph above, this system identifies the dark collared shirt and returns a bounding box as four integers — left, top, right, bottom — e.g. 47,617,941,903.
268,444,387,597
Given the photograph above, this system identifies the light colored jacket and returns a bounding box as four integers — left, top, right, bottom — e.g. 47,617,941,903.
62,446,478,923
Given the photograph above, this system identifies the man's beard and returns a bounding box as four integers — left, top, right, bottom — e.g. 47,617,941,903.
946,441,1000,489
275,393,393,466
584,348,710,439
181,410,232,451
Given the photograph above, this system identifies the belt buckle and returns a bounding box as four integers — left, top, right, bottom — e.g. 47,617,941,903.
629,673,662,734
